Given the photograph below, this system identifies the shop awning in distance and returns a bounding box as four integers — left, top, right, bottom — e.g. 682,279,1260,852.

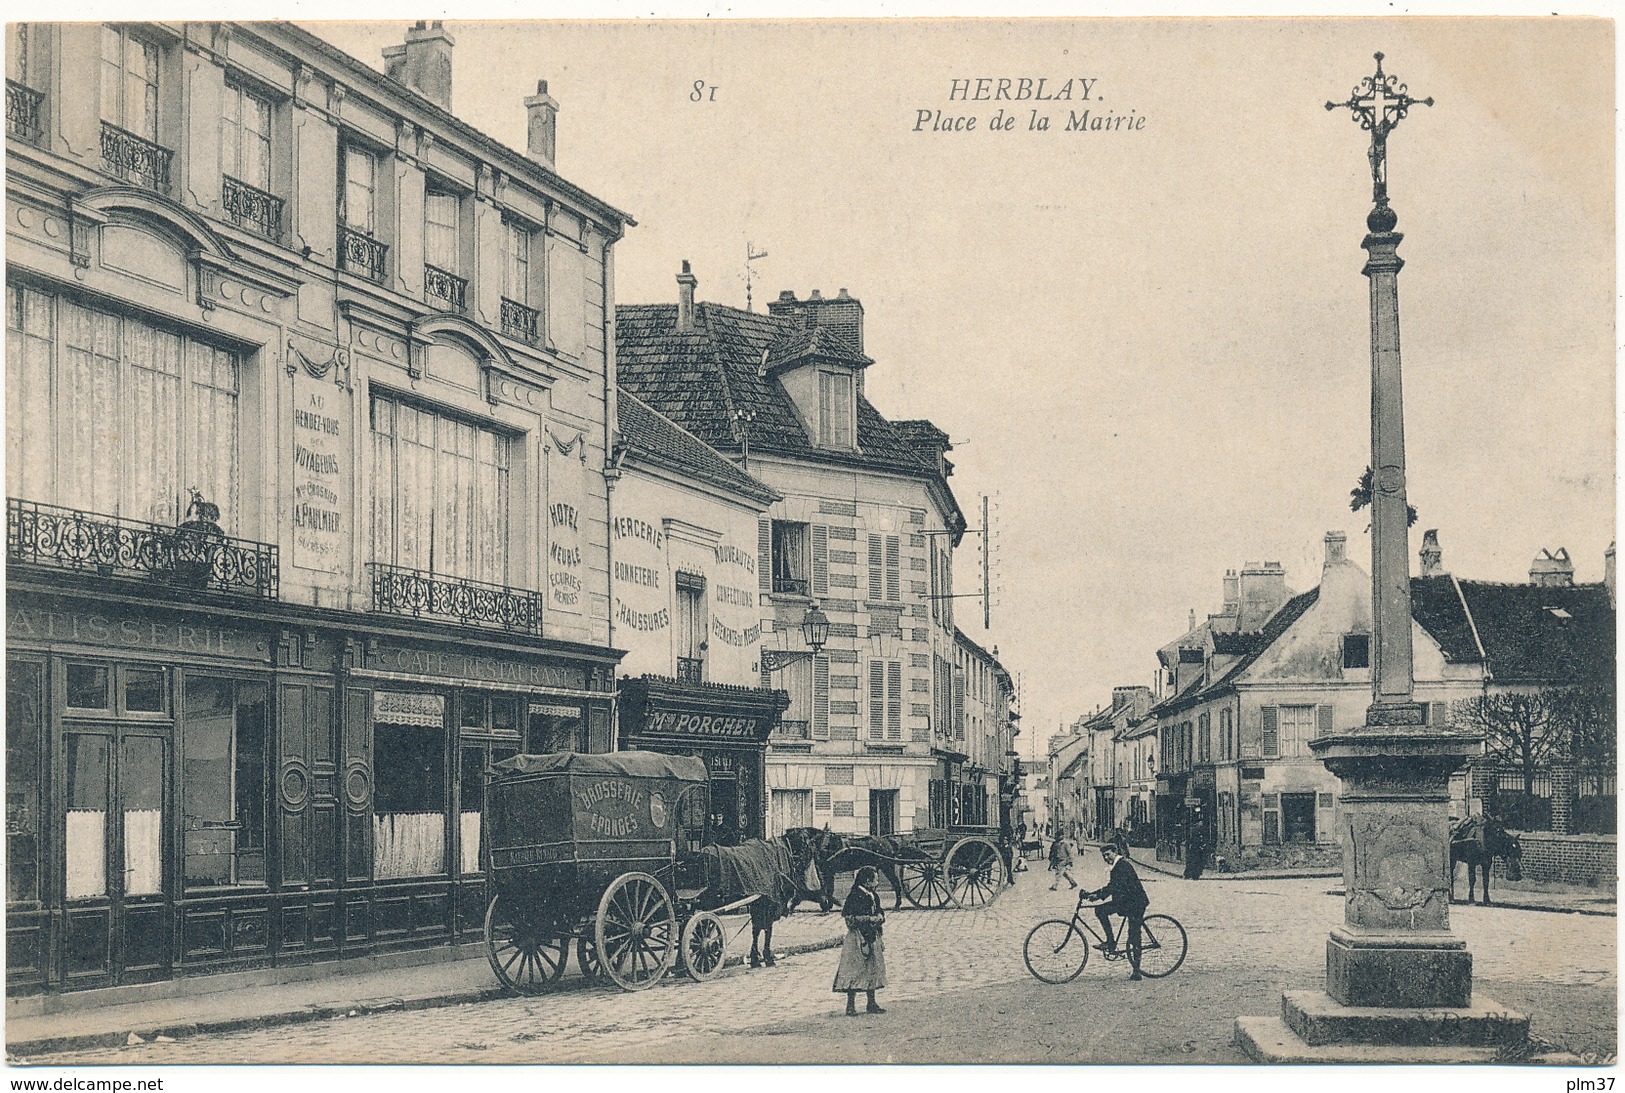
492,750,708,782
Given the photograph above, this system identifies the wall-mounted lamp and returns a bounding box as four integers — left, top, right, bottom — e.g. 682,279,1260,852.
761,602,831,673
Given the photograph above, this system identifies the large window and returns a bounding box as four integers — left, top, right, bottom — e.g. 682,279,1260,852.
7,661,44,905
220,82,272,190
770,520,810,596
457,694,520,875
181,677,267,888
100,25,159,141
6,285,240,527
424,191,460,274
818,369,855,449
342,145,376,234
503,220,532,305
676,574,706,682
371,394,511,582
373,692,448,880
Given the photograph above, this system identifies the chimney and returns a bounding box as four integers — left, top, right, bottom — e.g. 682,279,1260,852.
1419,529,1444,577
384,21,454,111
1188,609,1197,632
676,261,698,333
1222,569,1239,612
1530,548,1575,588
1237,561,1290,630
524,79,560,171
1606,542,1616,608
1324,530,1348,568
764,288,865,353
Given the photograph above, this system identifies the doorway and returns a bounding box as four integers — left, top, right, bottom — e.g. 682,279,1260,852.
870,789,898,837
1281,792,1317,844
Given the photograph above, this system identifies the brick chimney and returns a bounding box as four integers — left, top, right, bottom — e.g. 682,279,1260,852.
1530,548,1575,587
1237,561,1289,630
1419,529,1444,577
383,21,454,111
524,79,560,171
766,287,864,354
676,261,698,333
1324,530,1348,568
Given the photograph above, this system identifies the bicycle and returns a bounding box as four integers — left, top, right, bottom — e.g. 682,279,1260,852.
1023,893,1188,983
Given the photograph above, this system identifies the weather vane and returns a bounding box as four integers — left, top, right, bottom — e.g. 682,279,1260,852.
1326,53,1433,226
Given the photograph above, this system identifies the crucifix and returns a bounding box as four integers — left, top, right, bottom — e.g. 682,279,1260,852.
1325,52,1433,213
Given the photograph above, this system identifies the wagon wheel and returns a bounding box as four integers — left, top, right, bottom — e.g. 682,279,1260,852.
594,871,677,991
898,859,953,909
946,836,1008,909
483,895,569,994
679,910,728,981
576,935,601,980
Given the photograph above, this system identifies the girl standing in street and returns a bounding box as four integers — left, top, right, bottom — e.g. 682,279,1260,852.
1048,833,1078,890
833,865,887,1016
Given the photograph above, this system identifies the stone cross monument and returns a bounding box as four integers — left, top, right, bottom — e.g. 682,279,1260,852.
1237,55,1526,1062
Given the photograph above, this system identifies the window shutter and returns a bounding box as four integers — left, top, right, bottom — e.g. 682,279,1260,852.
868,660,885,740
885,536,901,601
953,667,965,740
1429,701,1447,727
868,534,883,601
813,654,830,739
887,661,902,741
758,519,772,593
814,791,831,811
1261,706,1279,758
812,524,829,595
1317,705,1334,738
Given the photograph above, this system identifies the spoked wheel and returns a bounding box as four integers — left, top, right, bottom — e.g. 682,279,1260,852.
1136,914,1188,979
899,860,953,909
946,836,1009,909
576,936,601,979
594,871,677,991
483,895,568,994
1024,919,1089,984
679,911,728,981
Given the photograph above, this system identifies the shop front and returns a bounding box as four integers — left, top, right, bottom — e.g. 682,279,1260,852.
617,675,787,844
1155,771,1189,864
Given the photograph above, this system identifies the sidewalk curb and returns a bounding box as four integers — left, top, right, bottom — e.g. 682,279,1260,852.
1081,844,1339,883
1322,889,1617,919
6,933,849,1061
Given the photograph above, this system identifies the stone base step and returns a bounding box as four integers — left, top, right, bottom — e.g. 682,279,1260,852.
1236,1016,1505,1064
1283,990,1530,1047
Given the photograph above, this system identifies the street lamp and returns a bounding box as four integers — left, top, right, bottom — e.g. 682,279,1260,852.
762,602,830,673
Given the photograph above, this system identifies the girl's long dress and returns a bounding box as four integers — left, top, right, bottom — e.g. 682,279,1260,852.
832,887,887,992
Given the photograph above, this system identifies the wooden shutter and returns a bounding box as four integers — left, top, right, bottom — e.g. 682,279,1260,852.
885,536,900,601
868,660,885,740
868,534,883,601
886,661,902,741
758,519,772,593
1317,705,1334,738
813,654,830,739
812,524,829,595
1261,706,1279,758
953,667,965,740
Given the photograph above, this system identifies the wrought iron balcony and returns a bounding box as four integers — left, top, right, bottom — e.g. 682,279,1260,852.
676,656,705,684
7,498,279,600
774,719,812,741
369,562,543,635
339,224,388,282
222,175,284,241
772,575,810,597
500,297,539,343
424,264,467,312
100,122,172,192
7,81,43,142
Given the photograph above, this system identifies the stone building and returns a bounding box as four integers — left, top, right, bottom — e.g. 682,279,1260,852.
616,268,971,838
953,628,1021,832
5,21,630,993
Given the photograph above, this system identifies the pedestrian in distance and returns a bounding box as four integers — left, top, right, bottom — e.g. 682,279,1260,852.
1048,833,1078,890
1083,844,1150,981
1111,826,1130,859
833,865,887,1016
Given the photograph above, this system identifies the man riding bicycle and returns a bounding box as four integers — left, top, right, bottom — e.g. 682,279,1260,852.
1081,844,1149,981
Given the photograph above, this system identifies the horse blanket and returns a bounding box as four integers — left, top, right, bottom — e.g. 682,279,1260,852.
689,839,794,906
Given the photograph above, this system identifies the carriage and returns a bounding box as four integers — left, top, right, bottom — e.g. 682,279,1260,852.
795,825,1012,911
481,750,771,993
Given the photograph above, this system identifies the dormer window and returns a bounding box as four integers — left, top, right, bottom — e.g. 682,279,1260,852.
818,368,855,449
1342,633,1370,669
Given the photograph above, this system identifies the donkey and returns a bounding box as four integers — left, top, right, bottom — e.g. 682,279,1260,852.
1449,815,1523,905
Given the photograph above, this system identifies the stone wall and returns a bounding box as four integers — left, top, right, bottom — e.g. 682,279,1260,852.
1495,831,1617,888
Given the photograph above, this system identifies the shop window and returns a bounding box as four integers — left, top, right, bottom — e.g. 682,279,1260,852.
528,701,585,754
182,677,267,888
123,668,167,714
65,734,110,899
7,661,44,904
770,520,810,596
66,663,112,711
373,695,448,880
122,736,164,895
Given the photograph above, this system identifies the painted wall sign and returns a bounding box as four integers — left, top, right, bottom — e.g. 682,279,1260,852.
573,778,655,839
290,372,346,571
368,645,593,692
548,445,587,610
613,512,669,632
710,537,761,647
644,710,764,740
6,604,267,660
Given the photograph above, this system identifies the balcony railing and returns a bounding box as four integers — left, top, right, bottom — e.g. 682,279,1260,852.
222,175,284,241
339,224,388,282
424,264,468,312
7,81,43,142
774,719,812,741
772,575,810,597
369,562,543,635
7,498,279,600
100,122,172,192
676,656,705,684
500,297,539,343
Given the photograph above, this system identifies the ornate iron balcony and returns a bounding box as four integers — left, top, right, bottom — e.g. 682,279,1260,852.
424,264,467,312
500,297,539,343
222,175,284,241
772,576,810,597
7,498,279,600
7,81,43,142
100,122,172,192
339,224,388,282
369,562,543,635
676,656,704,684
775,719,812,740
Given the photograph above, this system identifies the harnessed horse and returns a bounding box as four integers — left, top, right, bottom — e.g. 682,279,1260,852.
1449,816,1523,905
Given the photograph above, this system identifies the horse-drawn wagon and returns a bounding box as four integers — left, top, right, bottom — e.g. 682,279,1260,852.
481,751,811,994
788,825,1011,912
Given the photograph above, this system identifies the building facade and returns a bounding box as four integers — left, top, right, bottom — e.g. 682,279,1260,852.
953,628,1021,834
6,21,631,993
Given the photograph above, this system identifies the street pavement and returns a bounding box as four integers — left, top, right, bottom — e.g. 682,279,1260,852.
15,853,1615,1067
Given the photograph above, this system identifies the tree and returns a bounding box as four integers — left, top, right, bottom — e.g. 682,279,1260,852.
1453,692,1562,801
1349,466,1418,529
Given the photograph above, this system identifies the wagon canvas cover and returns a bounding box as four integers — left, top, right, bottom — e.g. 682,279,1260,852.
491,751,707,781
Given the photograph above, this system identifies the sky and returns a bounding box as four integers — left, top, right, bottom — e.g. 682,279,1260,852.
302,13,1615,763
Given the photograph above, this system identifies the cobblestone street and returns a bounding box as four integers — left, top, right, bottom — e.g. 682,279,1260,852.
21,857,1615,1066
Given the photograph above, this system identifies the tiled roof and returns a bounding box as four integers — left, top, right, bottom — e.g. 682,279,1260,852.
1157,588,1322,716
1449,578,1613,683
617,393,779,506
616,302,956,488
1211,631,1265,656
